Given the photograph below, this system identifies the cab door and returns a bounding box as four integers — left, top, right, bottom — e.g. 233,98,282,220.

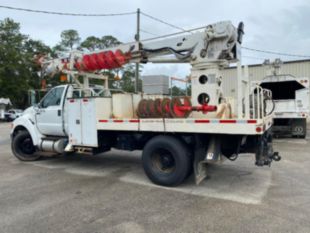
36,86,66,136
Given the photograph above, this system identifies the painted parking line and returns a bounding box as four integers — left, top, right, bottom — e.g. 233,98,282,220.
120,158,271,205
21,152,271,205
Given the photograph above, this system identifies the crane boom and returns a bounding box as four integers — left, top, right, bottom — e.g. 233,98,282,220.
41,21,243,75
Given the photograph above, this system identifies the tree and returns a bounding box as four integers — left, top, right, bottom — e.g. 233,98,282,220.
80,36,102,51
60,29,80,50
0,18,51,108
80,35,121,51
100,35,121,48
24,39,51,55
117,64,142,92
51,44,66,55
170,86,187,96
0,19,144,108
24,39,52,91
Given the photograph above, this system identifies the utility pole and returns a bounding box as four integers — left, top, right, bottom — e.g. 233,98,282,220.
135,8,140,93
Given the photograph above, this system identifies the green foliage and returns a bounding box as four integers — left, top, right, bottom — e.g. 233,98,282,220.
170,86,188,96
60,29,80,50
0,19,144,108
80,36,102,51
80,35,121,51
100,35,121,48
118,64,142,93
0,18,48,108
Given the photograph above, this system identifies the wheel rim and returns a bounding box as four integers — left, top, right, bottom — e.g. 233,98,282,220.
19,137,35,155
151,148,176,174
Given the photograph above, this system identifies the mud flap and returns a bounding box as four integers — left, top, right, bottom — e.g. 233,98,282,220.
194,136,222,185
194,145,208,185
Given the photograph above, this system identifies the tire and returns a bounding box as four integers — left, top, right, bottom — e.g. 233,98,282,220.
11,131,41,161
62,151,76,158
142,135,191,187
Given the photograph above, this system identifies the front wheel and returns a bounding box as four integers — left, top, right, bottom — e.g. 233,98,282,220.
142,135,191,187
11,131,41,161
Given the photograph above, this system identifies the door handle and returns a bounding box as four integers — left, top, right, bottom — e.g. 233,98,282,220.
57,110,62,116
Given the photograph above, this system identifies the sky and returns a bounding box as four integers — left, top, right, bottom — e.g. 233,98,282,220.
1,0,310,83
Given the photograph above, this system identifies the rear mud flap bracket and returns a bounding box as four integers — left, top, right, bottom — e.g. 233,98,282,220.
194,136,222,185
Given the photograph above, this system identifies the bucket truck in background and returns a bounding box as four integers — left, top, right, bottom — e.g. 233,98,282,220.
258,59,309,138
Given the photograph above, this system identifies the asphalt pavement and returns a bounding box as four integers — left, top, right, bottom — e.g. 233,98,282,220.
0,122,310,233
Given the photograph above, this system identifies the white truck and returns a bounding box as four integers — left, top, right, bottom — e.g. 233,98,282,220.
5,109,23,121
10,21,280,187
258,60,309,138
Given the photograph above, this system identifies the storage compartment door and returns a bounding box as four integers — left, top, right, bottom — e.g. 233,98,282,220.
81,98,98,147
67,99,82,145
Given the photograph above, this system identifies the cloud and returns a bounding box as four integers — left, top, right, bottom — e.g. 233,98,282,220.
243,1,310,62
1,0,309,74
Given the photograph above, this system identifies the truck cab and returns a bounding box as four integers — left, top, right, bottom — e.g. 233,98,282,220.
11,84,109,160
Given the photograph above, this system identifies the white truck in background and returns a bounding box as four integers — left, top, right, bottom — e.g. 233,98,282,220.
258,59,309,138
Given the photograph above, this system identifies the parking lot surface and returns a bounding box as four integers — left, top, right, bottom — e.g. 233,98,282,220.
0,122,310,233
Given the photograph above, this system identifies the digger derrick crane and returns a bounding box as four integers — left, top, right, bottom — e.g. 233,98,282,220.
41,21,244,119
43,21,243,70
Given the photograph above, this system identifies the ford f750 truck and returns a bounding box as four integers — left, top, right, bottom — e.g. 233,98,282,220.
10,21,280,186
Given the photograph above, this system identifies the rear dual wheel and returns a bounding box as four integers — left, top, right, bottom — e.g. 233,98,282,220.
142,135,192,186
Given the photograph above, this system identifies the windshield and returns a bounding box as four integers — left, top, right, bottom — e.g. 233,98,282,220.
40,87,65,108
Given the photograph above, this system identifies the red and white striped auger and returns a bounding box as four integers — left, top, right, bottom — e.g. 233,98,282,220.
39,48,134,76
74,49,132,71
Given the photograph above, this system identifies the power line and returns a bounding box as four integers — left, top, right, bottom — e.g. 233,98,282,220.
140,11,190,33
0,5,136,16
242,46,310,59
4,4,308,60
0,5,197,35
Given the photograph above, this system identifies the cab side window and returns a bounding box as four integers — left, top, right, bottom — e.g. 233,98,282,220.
40,87,65,108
